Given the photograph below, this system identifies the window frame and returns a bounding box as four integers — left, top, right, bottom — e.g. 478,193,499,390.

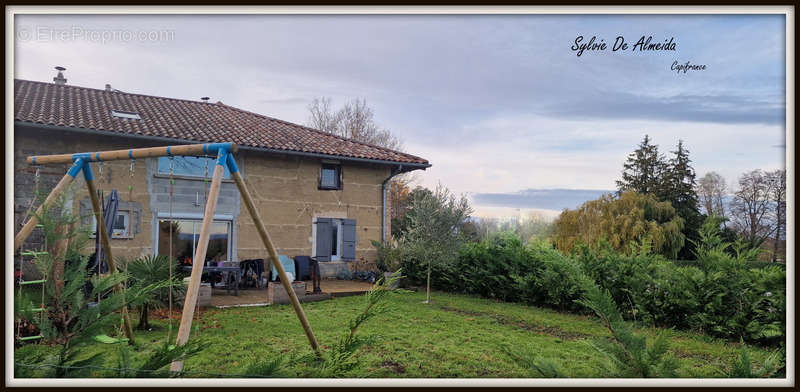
155,216,233,263
90,210,132,239
156,156,232,180
111,110,141,120
318,163,342,190
330,219,343,261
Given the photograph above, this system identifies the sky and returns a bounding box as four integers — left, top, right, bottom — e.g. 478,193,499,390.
13,13,787,220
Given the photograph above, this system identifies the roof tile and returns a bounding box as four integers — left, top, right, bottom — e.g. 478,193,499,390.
14,79,429,166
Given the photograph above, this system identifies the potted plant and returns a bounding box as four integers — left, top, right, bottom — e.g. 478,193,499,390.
371,240,402,289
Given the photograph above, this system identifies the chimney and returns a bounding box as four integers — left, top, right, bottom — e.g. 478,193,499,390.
53,66,67,85
200,97,210,103
105,84,112,91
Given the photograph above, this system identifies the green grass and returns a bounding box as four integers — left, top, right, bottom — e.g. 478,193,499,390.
14,290,780,378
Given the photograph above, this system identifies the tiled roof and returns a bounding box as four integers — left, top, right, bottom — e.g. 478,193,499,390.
13,79,429,166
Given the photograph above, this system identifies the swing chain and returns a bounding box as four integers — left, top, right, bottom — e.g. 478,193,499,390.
169,156,175,185
204,155,210,183
128,159,135,197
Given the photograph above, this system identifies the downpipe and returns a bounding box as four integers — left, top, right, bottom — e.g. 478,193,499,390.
381,165,404,244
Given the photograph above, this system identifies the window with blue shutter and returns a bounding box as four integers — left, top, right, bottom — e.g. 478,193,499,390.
341,219,357,261
313,218,357,261
314,217,332,262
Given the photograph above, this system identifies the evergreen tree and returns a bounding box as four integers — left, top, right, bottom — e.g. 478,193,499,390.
616,135,666,197
663,140,702,259
617,137,702,259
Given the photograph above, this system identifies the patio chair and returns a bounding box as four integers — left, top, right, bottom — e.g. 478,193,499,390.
271,254,296,282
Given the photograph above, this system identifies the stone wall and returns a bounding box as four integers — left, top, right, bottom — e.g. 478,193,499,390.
14,125,392,273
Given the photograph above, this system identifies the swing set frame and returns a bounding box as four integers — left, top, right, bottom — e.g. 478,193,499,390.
14,142,320,372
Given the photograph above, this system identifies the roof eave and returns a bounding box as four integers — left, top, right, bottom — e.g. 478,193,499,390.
14,121,432,170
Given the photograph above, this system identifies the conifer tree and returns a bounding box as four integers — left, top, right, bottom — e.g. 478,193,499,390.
663,140,702,259
616,135,666,197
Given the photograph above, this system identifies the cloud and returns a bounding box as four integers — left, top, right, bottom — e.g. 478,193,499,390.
472,188,613,211
13,14,786,209
543,91,785,126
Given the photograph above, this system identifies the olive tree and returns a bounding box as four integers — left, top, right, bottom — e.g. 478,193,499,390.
402,184,472,303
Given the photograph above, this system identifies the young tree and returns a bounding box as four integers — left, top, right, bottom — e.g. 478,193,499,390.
696,172,728,219
402,184,472,303
730,170,777,249
126,255,186,331
616,135,667,197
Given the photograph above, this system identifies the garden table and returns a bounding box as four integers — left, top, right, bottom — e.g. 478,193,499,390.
182,265,241,296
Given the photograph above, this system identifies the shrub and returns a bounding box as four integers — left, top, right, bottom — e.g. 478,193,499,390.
125,255,186,331
392,214,785,347
514,240,591,311
456,232,531,301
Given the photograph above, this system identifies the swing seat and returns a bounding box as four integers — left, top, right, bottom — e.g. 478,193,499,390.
94,334,130,344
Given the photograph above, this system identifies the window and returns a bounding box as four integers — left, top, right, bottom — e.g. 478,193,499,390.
157,156,231,179
313,218,356,261
157,219,231,265
111,110,141,120
91,211,131,239
319,164,341,190
330,220,341,261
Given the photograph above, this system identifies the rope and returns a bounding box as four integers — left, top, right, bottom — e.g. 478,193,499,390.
197,156,210,326
19,166,41,230
168,157,175,341
128,159,135,201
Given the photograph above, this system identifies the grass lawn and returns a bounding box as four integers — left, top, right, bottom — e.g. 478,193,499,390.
14,289,780,378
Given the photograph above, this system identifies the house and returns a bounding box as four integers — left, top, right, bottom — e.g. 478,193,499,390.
13,72,429,278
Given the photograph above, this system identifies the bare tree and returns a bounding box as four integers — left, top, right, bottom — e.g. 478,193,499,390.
766,169,786,261
307,97,403,151
696,171,728,219
730,170,777,248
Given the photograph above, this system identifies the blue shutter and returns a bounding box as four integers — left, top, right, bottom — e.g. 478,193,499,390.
341,219,356,261
315,218,332,261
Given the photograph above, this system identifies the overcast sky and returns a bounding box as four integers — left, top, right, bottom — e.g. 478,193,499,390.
14,14,787,219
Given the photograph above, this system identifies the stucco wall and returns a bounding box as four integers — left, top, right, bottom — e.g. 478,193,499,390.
14,125,392,269
236,150,389,263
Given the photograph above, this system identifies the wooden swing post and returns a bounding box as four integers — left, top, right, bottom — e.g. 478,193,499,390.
20,143,238,250
26,143,238,165
20,142,322,370
231,165,321,355
14,162,82,252
170,151,226,372
85,167,135,344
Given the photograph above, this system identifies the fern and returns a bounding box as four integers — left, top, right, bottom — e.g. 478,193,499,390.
576,280,679,377
315,270,405,377
500,343,565,378
726,348,782,378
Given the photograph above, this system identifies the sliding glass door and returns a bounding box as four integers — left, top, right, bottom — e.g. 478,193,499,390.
157,219,230,265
